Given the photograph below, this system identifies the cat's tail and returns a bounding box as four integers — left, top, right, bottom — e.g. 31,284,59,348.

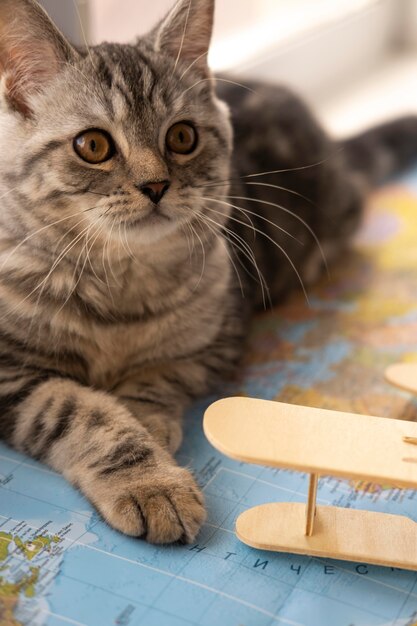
341,116,417,187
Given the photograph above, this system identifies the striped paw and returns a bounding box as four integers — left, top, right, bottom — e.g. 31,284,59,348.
91,463,206,544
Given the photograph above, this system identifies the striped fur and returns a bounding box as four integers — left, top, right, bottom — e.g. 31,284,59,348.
0,0,416,543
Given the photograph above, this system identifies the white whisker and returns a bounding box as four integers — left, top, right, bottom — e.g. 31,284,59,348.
202,196,300,243
245,182,315,206
199,179,316,208
195,153,341,192
0,186,20,201
203,200,311,305
180,222,194,263
83,220,107,287
105,218,123,288
23,219,93,336
181,76,257,99
53,221,104,319
187,219,206,291
0,207,96,274
197,211,270,308
226,194,329,276
121,223,136,262
244,153,341,178
179,51,209,81
195,213,245,298
174,0,192,73
100,220,117,305
32,221,92,303
117,223,125,269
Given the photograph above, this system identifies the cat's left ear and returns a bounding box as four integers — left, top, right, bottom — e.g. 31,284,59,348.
150,0,215,77
0,0,78,117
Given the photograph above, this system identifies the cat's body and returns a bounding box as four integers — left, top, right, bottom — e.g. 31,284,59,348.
0,0,416,544
222,81,417,308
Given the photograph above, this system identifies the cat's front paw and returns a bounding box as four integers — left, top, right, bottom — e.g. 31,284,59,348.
92,464,206,544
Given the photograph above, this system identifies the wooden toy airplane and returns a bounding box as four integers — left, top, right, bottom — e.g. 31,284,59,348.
386,363,417,395
203,396,417,571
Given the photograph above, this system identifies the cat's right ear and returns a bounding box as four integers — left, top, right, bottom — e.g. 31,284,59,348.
0,0,78,117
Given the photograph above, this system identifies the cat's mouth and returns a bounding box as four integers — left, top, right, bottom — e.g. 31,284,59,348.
124,209,172,229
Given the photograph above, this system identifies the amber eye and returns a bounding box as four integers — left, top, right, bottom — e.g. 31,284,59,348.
73,129,115,164
166,122,198,155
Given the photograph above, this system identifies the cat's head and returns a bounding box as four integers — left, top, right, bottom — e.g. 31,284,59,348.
0,0,232,253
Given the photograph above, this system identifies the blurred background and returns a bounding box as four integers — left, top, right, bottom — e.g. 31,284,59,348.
39,0,417,138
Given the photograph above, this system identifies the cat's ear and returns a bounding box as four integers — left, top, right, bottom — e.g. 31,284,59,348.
0,0,78,117
150,0,215,76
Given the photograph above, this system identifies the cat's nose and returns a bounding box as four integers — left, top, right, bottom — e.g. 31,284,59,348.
138,180,170,205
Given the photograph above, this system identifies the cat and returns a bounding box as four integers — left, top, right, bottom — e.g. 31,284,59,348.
0,0,416,545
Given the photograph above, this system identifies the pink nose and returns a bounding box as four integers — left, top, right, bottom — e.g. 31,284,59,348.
139,180,170,205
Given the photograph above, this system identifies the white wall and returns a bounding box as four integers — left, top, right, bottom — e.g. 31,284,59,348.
84,0,415,110
89,0,352,46
89,0,172,43
38,0,89,45
89,0,263,44
88,0,395,94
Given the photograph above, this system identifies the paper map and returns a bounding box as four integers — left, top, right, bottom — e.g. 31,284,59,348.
2,170,417,626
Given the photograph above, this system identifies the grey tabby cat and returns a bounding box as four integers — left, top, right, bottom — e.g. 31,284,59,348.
1,0,417,544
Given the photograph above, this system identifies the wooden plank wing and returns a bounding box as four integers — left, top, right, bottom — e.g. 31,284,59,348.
203,397,417,569
386,363,417,395
236,504,417,571
204,397,417,489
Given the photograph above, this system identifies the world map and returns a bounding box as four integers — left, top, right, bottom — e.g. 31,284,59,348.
2,168,417,625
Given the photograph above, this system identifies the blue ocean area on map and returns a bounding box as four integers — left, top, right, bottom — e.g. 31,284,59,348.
3,397,417,626
3,170,417,625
